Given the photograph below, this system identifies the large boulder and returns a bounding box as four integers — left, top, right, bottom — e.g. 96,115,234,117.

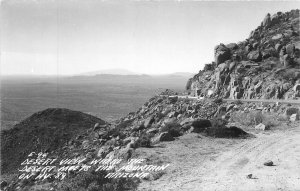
144,116,155,128
293,84,300,92
245,44,253,53
247,50,262,62
286,44,295,56
262,13,271,28
217,63,229,73
270,13,280,26
215,44,231,65
290,113,299,122
271,33,283,40
275,43,283,52
229,62,236,71
152,132,174,143
283,54,293,68
226,43,238,50
255,123,266,130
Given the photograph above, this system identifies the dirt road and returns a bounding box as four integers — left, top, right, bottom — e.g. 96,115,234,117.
136,122,300,191
166,95,300,105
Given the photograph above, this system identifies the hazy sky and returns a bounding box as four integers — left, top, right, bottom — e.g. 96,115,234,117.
1,0,299,75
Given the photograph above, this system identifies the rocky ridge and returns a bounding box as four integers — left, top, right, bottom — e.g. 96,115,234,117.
186,9,300,100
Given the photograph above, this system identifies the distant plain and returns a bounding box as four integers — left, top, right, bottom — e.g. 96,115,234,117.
1,74,189,130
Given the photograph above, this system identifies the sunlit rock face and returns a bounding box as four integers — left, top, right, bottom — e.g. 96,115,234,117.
187,9,300,100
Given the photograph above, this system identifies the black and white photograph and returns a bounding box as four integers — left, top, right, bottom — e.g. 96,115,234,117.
1,0,300,190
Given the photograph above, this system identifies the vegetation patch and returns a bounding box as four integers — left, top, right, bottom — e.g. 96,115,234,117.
205,126,248,138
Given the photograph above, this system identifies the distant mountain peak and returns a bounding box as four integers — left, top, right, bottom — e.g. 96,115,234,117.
80,68,139,76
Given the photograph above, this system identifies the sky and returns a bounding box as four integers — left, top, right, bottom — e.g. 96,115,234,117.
1,0,299,75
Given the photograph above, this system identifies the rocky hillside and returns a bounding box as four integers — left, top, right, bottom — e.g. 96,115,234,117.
186,9,300,100
1,93,299,190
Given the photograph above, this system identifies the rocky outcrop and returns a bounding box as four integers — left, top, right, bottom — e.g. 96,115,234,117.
187,9,300,100
215,44,231,65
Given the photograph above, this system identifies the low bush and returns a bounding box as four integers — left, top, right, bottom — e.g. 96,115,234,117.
205,126,248,138
231,111,263,126
160,122,182,137
231,110,279,128
191,119,212,133
210,118,227,128
134,134,152,148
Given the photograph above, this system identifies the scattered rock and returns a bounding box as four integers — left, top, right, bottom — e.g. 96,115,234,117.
286,44,295,56
275,43,283,52
152,132,174,144
290,113,299,122
146,128,158,134
283,54,293,68
255,123,266,130
247,51,262,62
117,147,133,160
272,33,283,40
93,123,100,131
0,181,8,189
97,146,112,158
226,104,235,112
82,140,90,149
264,160,274,166
144,116,155,128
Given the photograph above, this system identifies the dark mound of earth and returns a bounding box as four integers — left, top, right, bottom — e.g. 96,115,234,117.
205,126,248,138
1,108,106,174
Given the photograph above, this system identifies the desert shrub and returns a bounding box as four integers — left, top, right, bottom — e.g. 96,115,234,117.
106,127,126,139
134,134,152,148
205,126,248,138
231,111,263,126
277,69,299,82
277,114,289,121
231,111,279,128
262,114,280,129
210,118,227,128
160,122,182,137
191,119,212,133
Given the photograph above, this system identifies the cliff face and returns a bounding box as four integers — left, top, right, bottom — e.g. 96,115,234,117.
187,9,300,100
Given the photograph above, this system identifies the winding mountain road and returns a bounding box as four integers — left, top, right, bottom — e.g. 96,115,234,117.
165,95,300,105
